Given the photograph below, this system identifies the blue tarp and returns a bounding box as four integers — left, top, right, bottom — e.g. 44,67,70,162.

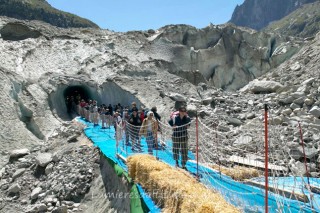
78,117,320,213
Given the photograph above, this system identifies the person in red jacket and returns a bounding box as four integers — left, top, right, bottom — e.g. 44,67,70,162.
139,108,145,122
79,99,86,118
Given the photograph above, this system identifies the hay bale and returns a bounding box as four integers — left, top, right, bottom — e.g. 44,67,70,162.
211,165,261,181
127,154,239,213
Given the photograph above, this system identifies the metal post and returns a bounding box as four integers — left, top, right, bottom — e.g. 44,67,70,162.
298,122,310,185
196,112,199,179
264,104,269,213
156,121,158,159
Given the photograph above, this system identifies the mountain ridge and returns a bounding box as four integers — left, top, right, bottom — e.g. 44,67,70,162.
230,0,318,30
263,1,320,38
0,0,99,28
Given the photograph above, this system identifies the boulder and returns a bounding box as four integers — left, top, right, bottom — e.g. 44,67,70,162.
201,97,213,105
52,206,68,213
289,148,303,160
0,167,5,178
232,106,242,113
290,62,301,71
45,163,54,175
169,93,187,102
282,108,292,116
293,97,305,106
304,98,314,106
286,142,299,149
304,147,318,159
309,106,320,118
302,78,315,85
36,153,53,167
233,135,253,146
240,80,284,94
217,125,231,132
30,187,42,200
26,204,48,213
290,103,301,110
10,148,30,158
12,168,26,179
269,116,283,125
308,124,320,131
8,183,21,194
297,84,310,93
226,117,243,127
246,113,256,119
186,104,197,117
290,161,307,176
291,92,305,99
52,152,61,163
67,135,78,143
37,204,47,212
279,96,294,105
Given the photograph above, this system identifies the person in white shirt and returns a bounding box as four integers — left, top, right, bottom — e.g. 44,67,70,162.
139,111,158,155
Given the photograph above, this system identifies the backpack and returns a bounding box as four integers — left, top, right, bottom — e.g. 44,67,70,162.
144,108,150,118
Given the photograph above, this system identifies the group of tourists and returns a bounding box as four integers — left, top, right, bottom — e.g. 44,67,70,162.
66,96,191,169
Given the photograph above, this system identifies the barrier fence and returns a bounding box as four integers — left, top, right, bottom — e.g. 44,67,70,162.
113,106,320,212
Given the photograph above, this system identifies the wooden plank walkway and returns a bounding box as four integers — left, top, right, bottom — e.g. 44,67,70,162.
244,180,309,203
229,155,288,172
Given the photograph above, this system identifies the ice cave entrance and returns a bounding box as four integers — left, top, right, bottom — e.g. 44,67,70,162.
64,86,91,114
64,86,91,102
49,84,97,120
50,82,142,121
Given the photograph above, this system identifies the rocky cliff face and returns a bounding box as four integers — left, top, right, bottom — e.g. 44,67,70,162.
263,1,320,38
144,24,303,90
0,16,319,212
0,17,305,153
230,0,318,30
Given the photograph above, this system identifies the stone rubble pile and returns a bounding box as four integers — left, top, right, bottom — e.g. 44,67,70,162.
181,35,320,177
0,144,99,213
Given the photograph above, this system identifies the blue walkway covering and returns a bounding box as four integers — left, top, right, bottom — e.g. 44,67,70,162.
78,117,320,213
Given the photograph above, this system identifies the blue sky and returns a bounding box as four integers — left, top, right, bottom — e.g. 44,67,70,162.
47,0,244,32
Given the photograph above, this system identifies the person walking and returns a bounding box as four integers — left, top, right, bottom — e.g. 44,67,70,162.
140,111,158,155
92,100,99,126
100,105,107,129
168,106,191,169
122,109,130,145
151,106,161,122
113,111,122,131
151,106,161,147
129,109,142,151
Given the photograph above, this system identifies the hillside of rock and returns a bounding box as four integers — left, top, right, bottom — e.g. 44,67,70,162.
0,14,319,212
263,1,320,38
230,0,318,30
0,0,99,28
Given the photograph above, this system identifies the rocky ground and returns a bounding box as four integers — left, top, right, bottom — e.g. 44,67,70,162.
0,15,319,212
192,31,320,177
0,121,118,213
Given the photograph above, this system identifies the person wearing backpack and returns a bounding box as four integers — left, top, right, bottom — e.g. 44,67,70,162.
151,106,161,147
168,106,191,169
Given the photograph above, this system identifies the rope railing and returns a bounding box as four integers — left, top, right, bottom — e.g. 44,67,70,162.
80,105,320,212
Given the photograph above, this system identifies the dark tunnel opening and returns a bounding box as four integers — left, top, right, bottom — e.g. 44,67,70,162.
50,82,142,121
64,86,91,102
64,86,91,114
